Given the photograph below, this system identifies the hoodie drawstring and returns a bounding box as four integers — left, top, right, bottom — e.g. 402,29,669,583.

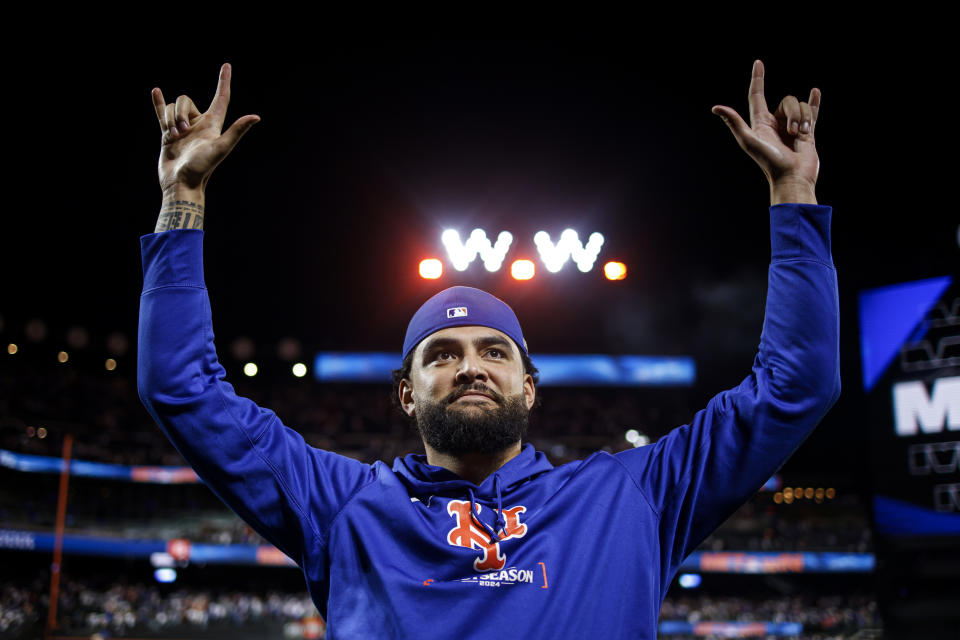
467,474,506,545
493,474,505,537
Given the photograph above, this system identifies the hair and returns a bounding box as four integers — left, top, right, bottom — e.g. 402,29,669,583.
391,347,541,419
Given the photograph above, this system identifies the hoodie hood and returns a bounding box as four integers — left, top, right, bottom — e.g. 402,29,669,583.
392,443,554,543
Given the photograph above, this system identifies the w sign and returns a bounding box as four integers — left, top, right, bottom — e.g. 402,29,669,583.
441,228,604,273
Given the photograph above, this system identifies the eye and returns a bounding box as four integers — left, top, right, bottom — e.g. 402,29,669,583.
435,351,454,362
486,348,505,359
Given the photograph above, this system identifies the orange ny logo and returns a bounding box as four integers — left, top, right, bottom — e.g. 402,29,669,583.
446,500,528,571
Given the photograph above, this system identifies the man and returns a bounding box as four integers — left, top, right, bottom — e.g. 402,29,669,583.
139,61,839,638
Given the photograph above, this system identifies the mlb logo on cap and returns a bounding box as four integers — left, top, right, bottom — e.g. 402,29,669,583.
402,287,527,362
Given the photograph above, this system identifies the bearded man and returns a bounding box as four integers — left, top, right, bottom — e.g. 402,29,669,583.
139,60,838,639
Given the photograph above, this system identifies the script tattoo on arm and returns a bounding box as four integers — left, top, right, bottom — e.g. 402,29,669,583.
155,200,205,232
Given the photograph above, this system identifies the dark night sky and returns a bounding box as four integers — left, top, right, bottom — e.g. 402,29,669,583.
4,40,956,475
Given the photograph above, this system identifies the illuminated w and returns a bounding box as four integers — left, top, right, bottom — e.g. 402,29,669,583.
442,229,513,272
533,229,604,273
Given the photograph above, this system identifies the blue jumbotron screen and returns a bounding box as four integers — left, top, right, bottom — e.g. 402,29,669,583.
313,352,695,386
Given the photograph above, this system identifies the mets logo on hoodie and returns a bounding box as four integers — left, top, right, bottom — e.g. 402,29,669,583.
446,499,527,571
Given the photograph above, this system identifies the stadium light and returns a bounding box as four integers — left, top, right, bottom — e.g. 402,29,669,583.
678,574,702,589
625,429,649,447
7,343,16,355
511,260,535,281
154,568,177,583
292,363,308,378
105,358,117,371
419,258,443,280
627,430,650,447
57,351,69,363
604,261,627,281
243,362,258,377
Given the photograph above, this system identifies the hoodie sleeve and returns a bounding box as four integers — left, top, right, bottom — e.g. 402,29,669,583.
137,229,375,565
613,203,841,587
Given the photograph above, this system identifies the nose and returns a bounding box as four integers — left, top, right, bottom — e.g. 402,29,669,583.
455,351,487,384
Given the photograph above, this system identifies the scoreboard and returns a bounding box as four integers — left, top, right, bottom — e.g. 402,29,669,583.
859,275,960,538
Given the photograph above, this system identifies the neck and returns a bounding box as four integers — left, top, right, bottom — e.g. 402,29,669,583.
424,441,522,485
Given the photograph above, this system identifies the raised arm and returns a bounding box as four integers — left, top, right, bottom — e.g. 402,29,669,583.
614,61,840,589
138,66,374,568
150,63,259,231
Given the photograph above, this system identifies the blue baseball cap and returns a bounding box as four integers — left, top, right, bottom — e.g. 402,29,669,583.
402,286,528,362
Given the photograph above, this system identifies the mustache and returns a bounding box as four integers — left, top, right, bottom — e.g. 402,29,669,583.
445,384,504,404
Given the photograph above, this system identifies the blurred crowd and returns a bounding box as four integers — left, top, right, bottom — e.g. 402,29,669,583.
2,577,321,639
700,500,872,553
660,594,880,637
2,576,880,639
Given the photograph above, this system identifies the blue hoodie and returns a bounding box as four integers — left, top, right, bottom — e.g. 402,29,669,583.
138,203,840,639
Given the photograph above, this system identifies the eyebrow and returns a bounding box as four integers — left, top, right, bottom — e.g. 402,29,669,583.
419,335,514,363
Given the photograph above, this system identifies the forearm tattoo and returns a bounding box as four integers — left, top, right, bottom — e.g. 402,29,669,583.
155,200,205,232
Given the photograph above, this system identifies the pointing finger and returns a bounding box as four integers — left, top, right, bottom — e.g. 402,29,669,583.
747,60,769,128
208,63,232,124
152,88,168,132
809,88,821,133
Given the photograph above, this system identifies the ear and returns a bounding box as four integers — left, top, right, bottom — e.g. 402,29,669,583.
523,373,536,411
399,377,416,417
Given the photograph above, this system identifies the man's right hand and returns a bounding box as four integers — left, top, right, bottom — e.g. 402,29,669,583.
152,63,259,199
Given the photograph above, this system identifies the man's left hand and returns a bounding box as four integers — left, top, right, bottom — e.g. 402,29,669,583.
712,60,820,205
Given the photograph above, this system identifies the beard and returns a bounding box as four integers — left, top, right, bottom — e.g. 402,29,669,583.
414,385,530,456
